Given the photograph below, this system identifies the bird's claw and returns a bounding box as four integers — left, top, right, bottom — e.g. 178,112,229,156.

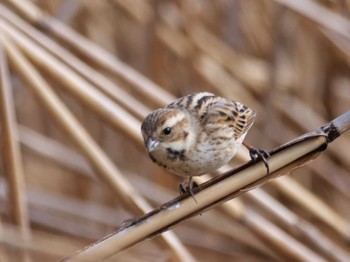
248,147,270,174
179,179,199,203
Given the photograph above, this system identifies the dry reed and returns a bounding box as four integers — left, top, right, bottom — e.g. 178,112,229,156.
0,1,349,261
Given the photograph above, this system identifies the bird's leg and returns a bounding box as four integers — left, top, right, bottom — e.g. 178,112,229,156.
243,142,270,174
179,177,198,203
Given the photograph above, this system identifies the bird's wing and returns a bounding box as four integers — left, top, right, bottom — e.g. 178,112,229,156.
203,99,256,139
167,92,256,139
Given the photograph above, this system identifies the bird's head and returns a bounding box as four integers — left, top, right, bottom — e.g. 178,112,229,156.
141,108,194,154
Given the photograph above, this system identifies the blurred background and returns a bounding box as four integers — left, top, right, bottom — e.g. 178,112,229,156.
0,0,350,261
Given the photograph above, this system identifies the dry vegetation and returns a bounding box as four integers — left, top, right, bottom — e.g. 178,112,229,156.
0,0,350,261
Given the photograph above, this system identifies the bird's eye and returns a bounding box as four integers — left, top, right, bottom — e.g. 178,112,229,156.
163,127,172,135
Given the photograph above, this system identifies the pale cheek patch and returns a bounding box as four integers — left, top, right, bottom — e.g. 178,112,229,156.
164,140,186,152
184,129,197,149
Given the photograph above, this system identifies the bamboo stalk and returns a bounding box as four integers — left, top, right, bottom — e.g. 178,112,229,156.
187,24,274,94
193,176,331,262
0,35,31,262
195,172,350,261
52,0,82,24
0,5,151,120
3,0,174,105
110,0,153,24
238,139,350,241
18,126,95,179
274,94,350,170
0,33,138,211
0,217,9,262
0,29,30,234
193,54,261,110
0,18,143,144
243,208,326,262
273,176,350,240
274,0,350,40
0,177,128,240
194,159,350,261
262,101,350,198
246,188,350,261
45,19,175,106
0,33,196,262
0,223,84,259
4,0,42,23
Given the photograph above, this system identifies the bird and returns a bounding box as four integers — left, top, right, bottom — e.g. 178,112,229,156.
141,92,269,198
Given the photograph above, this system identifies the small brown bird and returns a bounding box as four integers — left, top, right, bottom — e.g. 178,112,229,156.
141,92,268,195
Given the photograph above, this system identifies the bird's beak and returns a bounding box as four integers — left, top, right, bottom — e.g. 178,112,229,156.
146,137,159,152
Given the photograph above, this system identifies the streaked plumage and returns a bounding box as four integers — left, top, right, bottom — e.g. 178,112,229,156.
141,92,256,177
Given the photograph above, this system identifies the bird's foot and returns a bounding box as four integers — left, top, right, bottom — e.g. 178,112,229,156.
248,147,270,174
179,177,199,203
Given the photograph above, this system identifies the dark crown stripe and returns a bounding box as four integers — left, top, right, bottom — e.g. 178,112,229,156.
194,94,214,110
185,93,196,108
